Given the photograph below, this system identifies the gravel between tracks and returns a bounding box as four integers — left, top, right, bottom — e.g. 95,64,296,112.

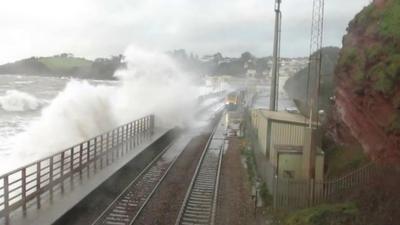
216,137,256,225
132,133,210,225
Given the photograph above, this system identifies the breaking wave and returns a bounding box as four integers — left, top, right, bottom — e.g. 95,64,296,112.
0,90,44,112
0,46,202,173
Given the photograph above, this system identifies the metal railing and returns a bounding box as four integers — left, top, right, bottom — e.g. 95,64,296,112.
246,109,376,210
0,115,154,224
273,163,375,209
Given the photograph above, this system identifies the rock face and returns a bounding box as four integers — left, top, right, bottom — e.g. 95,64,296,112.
330,0,400,164
284,47,340,116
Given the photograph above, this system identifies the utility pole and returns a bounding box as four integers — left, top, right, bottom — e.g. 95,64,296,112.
303,0,324,181
269,0,282,111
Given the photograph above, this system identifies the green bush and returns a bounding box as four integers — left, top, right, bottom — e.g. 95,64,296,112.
259,182,272,206
388,115,400,133
353,4,375,28
285,203,359,225
380,0,400,39
241,147,256,183
373,75,394,93
369,56,400,94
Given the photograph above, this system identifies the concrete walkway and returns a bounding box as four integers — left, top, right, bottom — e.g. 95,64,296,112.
6,129,169,225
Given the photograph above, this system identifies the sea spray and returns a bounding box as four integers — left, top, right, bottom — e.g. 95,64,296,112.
0,90,44,112
113,46,199,128
0,46,202,173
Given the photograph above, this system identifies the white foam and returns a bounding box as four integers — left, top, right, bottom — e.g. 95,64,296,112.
0,46,202,173
0,90,43,112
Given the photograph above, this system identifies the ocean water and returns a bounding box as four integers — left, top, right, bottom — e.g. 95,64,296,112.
0,75,116,156
0,72,294,175
0,47,209,174
252,76,295,110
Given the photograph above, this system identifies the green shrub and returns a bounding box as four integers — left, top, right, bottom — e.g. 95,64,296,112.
380,0,400,39
284,203,359,225
259,182,273,206
373,75,394,93
388,115,400,133
338,48,358,69
353,4,375,28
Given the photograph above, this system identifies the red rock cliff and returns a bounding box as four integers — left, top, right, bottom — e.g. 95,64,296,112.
330,0,400,164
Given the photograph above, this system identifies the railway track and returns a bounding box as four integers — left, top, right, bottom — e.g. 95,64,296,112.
175,117,225,225
91,139,180,225
91,109,225,225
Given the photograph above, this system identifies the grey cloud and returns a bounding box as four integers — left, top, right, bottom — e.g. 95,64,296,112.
0,0,370,63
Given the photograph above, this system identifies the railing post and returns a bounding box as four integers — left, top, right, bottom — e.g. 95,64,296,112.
273,175,277,208
21,168,27,216
117,128,120,158
150,114,155,135
36,162,41,209
70,148,74,189
60,151,65,193
111,131,115,163
87,140,90,178
125,125,129,153
100,135,104,169
49,157,54,203
134,121,137,147
106,133,110,166
3,176,9,225
79,143,83,180
146,117,149,138
140,119,143,143
130,122,133,138
117,128,120,145
94,137,97,173
309,179,315,207
123,125,127,154
111,130,115,148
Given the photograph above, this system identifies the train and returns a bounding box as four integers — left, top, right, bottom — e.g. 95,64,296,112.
224,90,245,111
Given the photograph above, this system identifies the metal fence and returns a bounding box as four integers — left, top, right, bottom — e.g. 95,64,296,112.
246,110,376,210
273,163,375,209
0,115,154,224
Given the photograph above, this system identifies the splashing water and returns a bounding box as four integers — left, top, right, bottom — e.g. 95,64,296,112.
1,46,202,173
0,90,44,112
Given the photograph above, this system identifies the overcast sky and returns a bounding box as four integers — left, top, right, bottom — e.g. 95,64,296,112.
0,0,371,64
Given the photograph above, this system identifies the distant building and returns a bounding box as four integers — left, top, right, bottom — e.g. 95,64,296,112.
246,69,257,78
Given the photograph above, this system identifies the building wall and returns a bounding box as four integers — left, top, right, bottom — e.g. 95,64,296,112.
278,154,303,179
278,153,324,181
270,121,305,166
251,110,268,156
250,109,325,181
